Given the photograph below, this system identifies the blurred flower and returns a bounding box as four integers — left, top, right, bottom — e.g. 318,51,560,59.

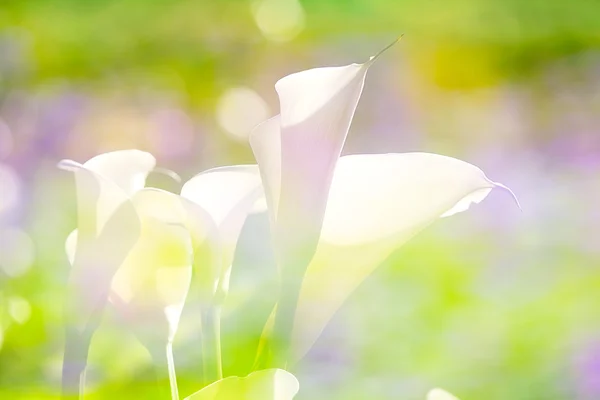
185,368,299,400
66,188,210,347
249,38,519,364
60,150,265,395
427,388,459,400
58,149,156,395
179,164,265,383
149,108,195,158
0,118,13,159
8,296,31,325
0,227,35,277
0,163,21,216
574,341,600,399
251,0,306,43
216,87,270,142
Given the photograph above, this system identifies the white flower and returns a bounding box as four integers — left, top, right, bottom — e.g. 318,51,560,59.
60,150,263,395
248,40,519,364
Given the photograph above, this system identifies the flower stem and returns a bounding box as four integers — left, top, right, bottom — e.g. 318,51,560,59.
62,329,91,399
79,368,86,398
201,306,223,384
166,342,179,400
263,269,304,369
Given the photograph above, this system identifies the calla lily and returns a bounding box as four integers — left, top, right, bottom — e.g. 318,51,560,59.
290,153,519,361
248,40,518,366
61,150,265,395
185,369,299,400
59,150,156,332
427,388,460,400
58,150,155,395
181,165,264,382
181,165,264,305
250,40,402,367
66,186,222,399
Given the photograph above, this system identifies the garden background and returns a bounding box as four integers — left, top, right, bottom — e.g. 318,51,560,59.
0,0,599,398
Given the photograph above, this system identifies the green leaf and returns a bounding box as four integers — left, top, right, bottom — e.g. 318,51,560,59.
185,369,299,400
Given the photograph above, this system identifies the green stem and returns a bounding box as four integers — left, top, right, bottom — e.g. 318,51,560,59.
166,342,179,400
201,306,223,384
265,271,303,369
79,369,86,399
62,329,91,399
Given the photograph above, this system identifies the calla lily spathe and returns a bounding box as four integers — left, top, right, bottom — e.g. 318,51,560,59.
249,44,380,367
251,38,402,265
181,165,265,304
59,150,155,335
66,184,221,400
248,43,519,365
65,188,217,347
58,150,154,394
62,154,263,336
60,150,264,395
291,153,519,360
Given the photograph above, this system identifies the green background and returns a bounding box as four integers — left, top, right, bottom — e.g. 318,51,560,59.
1,0,599,398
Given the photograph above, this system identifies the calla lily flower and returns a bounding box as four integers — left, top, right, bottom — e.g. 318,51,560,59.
249,41,518,365
180,165,264,382
58,150,155,394
59,150,156,333
66,186,220,400
61,151,264,396
185,369,299,400
290,153,519,361
249,41,393,367
427,388,460,400
181,165,264,305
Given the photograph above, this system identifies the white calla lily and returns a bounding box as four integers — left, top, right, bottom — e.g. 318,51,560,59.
252,38,402,261
66,187,218,400
58,150,155,395
252,55,372,265
250,42,403,367
60,151,264,396
291,153,519,360
181,165,264,299
181,165,264,382
248,40,518,367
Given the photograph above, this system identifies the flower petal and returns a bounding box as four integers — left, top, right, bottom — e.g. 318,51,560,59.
111,188,216,344
251,60,371,263
291,153,518,360
249,116,282,221
185,369,299,400
59,157,145,393
427,388,460,400
181,166,264,293
80,149,155,196
59,162,141,332
58,149,155,236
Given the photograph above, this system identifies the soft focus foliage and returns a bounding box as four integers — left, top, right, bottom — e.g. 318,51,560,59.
185,369,299,400
427,388,459,400
1,0,599,399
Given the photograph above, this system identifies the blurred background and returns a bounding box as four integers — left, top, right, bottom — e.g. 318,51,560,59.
1,0,599,399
